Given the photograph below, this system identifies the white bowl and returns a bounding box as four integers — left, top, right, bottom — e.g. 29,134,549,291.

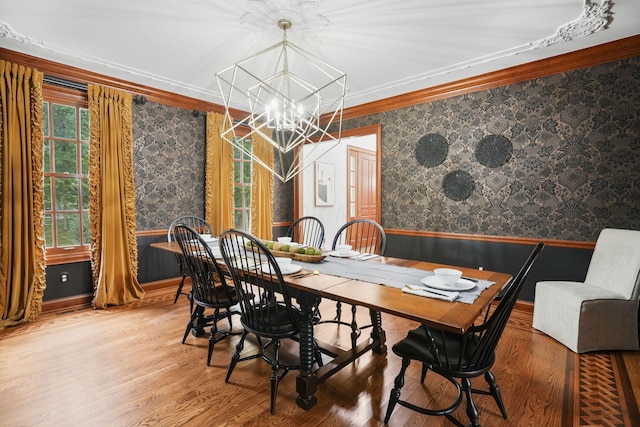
275,257,292,269
277,236,292,244
336,244,352,255
434,268,463,286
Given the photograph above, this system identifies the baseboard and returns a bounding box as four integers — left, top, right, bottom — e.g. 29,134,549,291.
140,277,185,292
41,277,184,313
515,300,534,314
41,293,93,313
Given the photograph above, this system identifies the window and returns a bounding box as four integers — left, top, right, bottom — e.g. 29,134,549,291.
233,138,252,231
42,86,90,264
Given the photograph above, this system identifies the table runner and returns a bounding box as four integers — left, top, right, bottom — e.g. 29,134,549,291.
295,256,495,304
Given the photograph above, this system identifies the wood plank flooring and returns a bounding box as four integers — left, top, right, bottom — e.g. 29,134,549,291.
1,287,638,427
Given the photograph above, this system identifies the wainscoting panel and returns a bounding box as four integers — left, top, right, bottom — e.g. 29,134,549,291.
137,234,181,283
385,233,594,302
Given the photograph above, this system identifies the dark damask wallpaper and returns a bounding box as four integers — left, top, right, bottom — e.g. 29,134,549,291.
340,56,640,242
132,103,291,231
130,56,639,241
132,103,206,230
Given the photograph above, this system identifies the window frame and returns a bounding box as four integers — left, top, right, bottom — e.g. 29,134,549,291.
42,84,91,265
233,136,252,231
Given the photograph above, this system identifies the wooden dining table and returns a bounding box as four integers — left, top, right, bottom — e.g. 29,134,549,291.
150,241,512,410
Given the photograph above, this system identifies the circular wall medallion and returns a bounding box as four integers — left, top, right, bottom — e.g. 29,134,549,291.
475,135,512,168
442,170,475,201
415,133,448,167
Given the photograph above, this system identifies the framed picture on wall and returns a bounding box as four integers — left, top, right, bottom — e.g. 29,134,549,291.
315,161,335,206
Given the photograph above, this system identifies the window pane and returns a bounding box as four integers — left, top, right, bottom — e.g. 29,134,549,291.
243,212,250,231
43,140,51,172
243,187,251,208
52,104,77,139
81,178,90,210
54,141,78,174
234,161,241,182
234,210,242,229
43,101,50,137
243,162,251,182
56,213,81,246
43,176,52,210
43,214,53,249
81,143,89,175
54,177,79,210
82,212,90,245
234,186,242,206
80,108,90,141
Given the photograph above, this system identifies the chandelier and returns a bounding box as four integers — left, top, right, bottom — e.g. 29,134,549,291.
215,19,348,182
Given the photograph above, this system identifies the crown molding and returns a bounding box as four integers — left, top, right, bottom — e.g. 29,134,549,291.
0,47,235,114
338,34,640,122
3,34,639,118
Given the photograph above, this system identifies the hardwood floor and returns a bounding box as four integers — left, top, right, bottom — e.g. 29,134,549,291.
1,287,638,427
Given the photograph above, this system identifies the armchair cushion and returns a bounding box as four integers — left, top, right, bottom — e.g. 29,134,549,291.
533,280,639,353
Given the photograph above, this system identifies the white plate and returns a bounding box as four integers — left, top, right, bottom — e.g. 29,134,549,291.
328,250,360,258
211,249,223,259
191,249,224,261
421,276,476,291
260,263,302,275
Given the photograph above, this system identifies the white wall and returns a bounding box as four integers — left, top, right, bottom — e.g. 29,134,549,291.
301,134,376,248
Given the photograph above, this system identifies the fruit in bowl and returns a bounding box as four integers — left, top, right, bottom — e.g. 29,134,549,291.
262,239,325,261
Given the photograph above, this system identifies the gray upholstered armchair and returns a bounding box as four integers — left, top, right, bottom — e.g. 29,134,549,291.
532,228,640,353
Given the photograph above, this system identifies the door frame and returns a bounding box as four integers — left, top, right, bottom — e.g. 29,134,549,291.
347,145,377,222
294,124,382,224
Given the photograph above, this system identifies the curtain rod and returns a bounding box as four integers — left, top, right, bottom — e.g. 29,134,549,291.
43,75,88,92
42,75,148,105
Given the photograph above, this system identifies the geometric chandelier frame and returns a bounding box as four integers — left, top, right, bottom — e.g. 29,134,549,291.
215,19,348,182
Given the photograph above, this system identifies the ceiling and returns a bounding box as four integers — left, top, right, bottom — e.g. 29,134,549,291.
1,0,638,110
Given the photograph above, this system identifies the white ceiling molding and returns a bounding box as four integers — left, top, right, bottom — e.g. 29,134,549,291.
0,0,636,108
239,0,329,37
535,0,613,48
0,21,220,98
0,22,40,46
352,1,616,102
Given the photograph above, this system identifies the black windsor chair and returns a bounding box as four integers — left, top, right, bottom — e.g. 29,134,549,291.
384,242,545,427
318,218,387,347
168,215,214,304
286,216,325,249
173,224,240,365
219,229,323,414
